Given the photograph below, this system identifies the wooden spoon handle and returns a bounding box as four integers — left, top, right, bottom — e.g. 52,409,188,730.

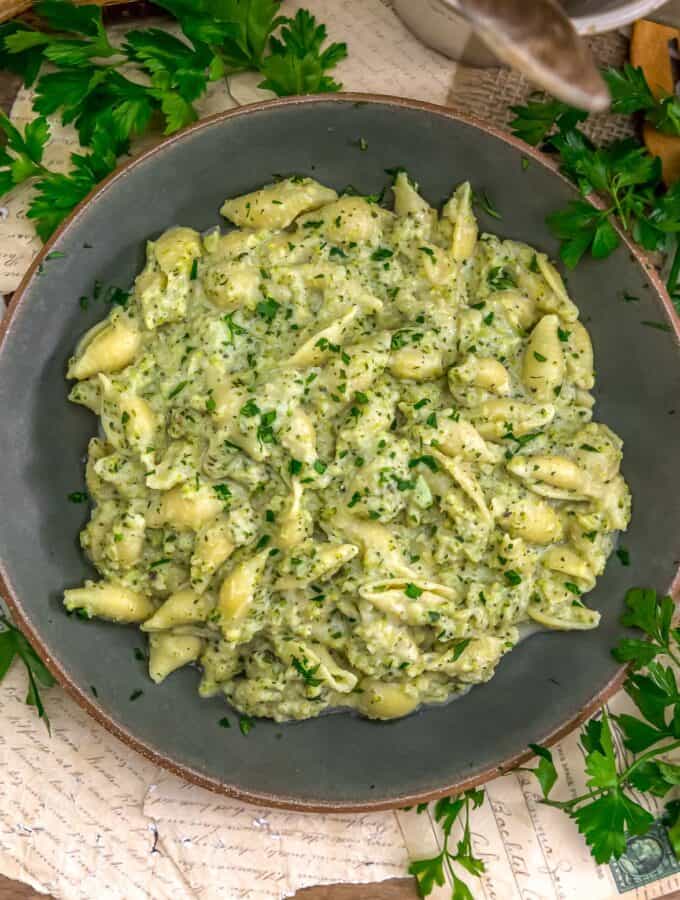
448,0,610,112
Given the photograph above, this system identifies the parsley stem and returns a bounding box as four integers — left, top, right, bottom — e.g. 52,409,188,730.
619,738,680,784
543,787,604,811
544,737,680,814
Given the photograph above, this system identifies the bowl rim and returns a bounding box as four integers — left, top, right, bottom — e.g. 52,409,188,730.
1,91,679,812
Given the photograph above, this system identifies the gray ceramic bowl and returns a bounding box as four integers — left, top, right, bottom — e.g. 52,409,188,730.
1,96,679,811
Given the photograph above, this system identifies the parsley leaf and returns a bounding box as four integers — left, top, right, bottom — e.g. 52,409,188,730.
509,76,680,271
509,97,587,146
0,111,49,196
0,0,348,241
604,64,680,136
524,589,680,865
258,9,347,96
487,266,516,291
408,790,485,899
0,22,47,86
27,126,120,240
291,654,322,687
0,615,55,733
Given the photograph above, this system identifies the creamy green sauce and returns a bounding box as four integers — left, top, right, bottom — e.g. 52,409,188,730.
64,174,631,722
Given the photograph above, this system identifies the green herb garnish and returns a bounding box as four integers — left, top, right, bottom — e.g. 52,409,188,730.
0,615,55,733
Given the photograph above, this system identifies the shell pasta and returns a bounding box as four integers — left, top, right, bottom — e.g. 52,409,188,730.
65,173,630,721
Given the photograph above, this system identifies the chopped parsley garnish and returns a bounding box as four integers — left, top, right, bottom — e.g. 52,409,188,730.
641,320,671,332
405,583,423,599
168,380,188,399
256,297,280,322
487,267,517,291
564,581,582,596
533,351,547,362
257,410,277,445
348,491,361,508
129,689,143,701
474,190,502,219
241,399,261,417
408,455,438,472
218,716,231,728
289,459,303,475
239,715,254,735
371,247,393,261
557,327,571,342
313,460,327,474
149,558,171,569
224,312,246,342
107,287,130,308
67,491,88,503
214,484,232,501
425,412,438,428
451,638,471,661
616,546,630,566
189,258,198,280
504,570,522,586
292,656,322,686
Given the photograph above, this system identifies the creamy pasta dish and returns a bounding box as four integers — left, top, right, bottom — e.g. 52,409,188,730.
64,173,631,721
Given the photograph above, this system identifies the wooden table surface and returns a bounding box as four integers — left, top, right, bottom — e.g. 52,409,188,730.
0,873,418,900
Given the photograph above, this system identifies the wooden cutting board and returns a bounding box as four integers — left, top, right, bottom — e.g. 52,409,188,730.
631,19,680,182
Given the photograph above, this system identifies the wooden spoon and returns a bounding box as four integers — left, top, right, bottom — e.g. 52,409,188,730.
444,0,610,112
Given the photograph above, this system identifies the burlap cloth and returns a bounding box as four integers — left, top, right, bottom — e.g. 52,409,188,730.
1,5,678,899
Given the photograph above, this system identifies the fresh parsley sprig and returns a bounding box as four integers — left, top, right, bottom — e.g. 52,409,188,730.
523,588,680,864
0,0,347,240
0,110,50,195
408,789,486,899
511,78,680,310
604,64,680,137
0,614,55,733
0,113,120,239
258,9,347,97
156,0,285,73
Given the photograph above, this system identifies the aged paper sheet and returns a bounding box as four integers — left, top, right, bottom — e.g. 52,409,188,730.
0,663,410,900
3,650,680,900
1,1,679,898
